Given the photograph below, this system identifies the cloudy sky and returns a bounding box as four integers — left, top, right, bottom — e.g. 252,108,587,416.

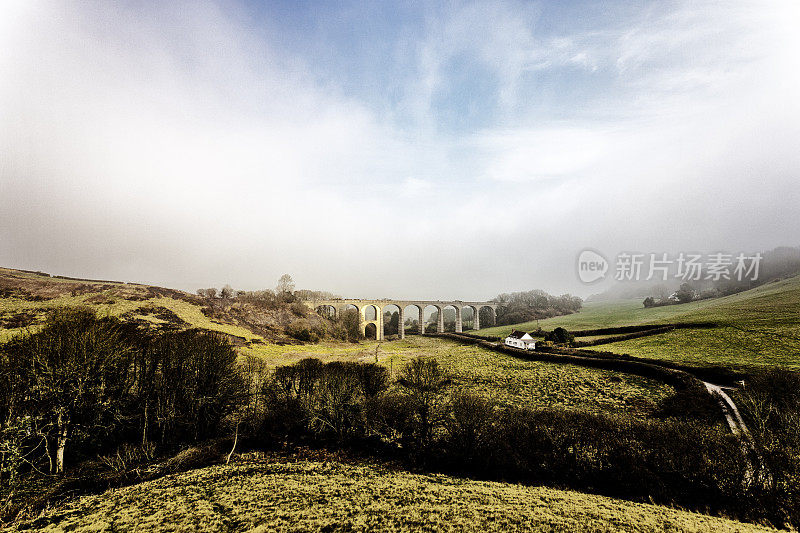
1,0,799,299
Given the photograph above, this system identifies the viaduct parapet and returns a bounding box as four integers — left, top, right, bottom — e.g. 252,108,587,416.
304,299,498,341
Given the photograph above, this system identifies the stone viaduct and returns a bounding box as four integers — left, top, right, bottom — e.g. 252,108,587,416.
304,299,498,341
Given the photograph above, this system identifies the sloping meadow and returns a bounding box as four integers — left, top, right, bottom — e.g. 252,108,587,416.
14,458,778,533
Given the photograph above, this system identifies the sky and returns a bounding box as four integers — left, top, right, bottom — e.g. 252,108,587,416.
1,0,799,300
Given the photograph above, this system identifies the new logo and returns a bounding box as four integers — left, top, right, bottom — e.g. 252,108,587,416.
577,249,608,283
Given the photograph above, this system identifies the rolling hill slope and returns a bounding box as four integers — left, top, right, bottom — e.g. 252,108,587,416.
479,276,800,370
0,267,292,344
11,458,776,533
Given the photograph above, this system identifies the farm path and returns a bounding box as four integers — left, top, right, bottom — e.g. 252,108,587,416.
703,382,751,437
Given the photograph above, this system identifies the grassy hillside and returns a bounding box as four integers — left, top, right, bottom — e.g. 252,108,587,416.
246,336,674,418
0,267,277,343
478,276,800,371
12,457,775,533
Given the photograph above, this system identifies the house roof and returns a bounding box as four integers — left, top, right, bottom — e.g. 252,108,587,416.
507,330,535,341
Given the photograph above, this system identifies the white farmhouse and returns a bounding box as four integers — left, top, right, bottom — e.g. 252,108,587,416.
504,330,537,350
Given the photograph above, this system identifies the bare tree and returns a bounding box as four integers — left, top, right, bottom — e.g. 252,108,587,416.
2,308,134,474
220,284,234,299
149,330,244,443
398,357,451,449
276,274,295,296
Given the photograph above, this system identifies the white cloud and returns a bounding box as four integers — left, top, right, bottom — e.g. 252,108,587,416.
400,177,433,197
1,0,799,299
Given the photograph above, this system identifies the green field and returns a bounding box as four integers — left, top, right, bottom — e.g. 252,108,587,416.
246,335,674,418
13,456,775,533
478,276,800,371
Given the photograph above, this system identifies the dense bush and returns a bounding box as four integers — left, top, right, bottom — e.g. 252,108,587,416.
286,319,326,342
0,309,245,482
544,327,574,344
735,369,800,528
326,309,361,342
442,392,494,464
143,329,245,444
99,442,157,476
0,308,137,474
0,416,31,512
652,380,722,424
396,357,451,451
365,393,417,448
260,359,389,442
234,289,279,309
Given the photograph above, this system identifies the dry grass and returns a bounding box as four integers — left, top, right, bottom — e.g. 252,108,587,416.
0,268,260,342
10,457,777,533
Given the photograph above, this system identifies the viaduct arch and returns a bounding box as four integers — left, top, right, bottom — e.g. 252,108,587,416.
305,299,498,341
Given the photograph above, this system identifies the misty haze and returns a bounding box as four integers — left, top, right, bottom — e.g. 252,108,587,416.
1,1,799,532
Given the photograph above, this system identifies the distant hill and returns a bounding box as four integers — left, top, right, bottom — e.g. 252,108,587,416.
479,274,800,371
588,245,800,303
0,267,305,345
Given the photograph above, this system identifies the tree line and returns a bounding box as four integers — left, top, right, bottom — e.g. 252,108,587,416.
636,246,800,307
493,290,583,326
196,274,338,304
